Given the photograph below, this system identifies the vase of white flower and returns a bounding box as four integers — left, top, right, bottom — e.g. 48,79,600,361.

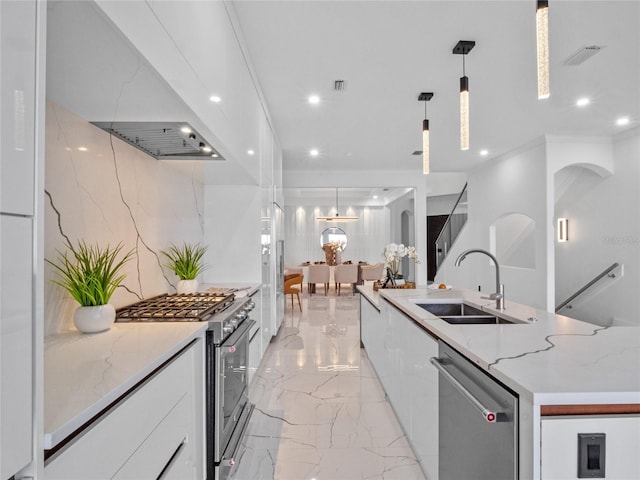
383,243,420,279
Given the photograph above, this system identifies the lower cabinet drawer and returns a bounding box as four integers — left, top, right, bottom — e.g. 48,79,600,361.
45,344,195,479
113,393,196,479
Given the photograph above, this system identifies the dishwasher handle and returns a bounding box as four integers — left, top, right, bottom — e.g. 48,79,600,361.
430,356,501,423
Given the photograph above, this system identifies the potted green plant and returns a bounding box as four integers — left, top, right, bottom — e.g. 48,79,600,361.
46,241,133,333
161,242,209,294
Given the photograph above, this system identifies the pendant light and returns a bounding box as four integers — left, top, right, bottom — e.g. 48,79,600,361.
418,92,433,174
536,0,550,99
453,40,475,151
316,188,358,222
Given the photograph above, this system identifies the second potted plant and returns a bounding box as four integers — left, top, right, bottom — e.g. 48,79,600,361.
161,242,209,294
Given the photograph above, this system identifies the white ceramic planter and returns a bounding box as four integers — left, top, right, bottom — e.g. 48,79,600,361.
176,279,199,294
73,304,116,334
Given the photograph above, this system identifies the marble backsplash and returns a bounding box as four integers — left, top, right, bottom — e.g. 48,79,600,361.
44,102,206,336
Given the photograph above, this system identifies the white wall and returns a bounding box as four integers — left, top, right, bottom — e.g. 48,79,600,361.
284,168,428,285
44,102,205,335
202,185,262,283
427,194,460,216
436,140,550,310
554,130,640,326
283,205,388,266
388,190,418,280
435,131,639,322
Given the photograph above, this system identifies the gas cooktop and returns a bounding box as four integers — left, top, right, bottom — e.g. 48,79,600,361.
115,292,236,322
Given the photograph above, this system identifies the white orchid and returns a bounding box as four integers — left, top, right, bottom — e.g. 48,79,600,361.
383,243,420,277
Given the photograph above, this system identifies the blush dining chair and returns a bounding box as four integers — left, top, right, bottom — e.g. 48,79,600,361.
334,263,358,295
307,264,330,296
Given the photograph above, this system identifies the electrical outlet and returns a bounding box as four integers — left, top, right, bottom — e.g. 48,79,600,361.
577,433,606,478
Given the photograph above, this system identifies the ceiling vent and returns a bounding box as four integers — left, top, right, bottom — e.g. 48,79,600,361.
412,150,423,156
90,122,224,160
334,80,347,91
563,45,603,66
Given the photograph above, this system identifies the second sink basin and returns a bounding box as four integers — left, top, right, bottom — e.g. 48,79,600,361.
439,315,514,325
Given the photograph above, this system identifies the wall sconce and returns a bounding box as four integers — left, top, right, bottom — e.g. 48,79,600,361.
453,40,475,151
418,92,433,174
557,217,568,242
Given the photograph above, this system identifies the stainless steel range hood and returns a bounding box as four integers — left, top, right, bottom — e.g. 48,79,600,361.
90,121,224,160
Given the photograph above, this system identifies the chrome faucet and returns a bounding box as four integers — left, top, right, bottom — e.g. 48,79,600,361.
454,249,505,310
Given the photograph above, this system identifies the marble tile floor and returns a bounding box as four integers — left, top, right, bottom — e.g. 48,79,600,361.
234,292,427,480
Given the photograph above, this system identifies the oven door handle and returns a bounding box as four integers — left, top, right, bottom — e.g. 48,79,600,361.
221,319,256,354
220,403,255,468
430,356,502,423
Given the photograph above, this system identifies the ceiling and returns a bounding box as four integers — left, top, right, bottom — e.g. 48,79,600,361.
45,1,639,205
232,0,639,175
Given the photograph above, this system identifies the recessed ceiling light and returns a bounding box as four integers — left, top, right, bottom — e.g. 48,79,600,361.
209,95,221,103
616,116,630,126
78,146,88,151
181,126,192,134
576,97,590,107
202,146,212,153
247,149,255,155
373,195,378,199
309,149,319,157
308,95,320,105
211,153,219,158
480,149,489,156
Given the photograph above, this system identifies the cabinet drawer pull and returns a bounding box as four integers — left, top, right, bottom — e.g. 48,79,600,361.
156,436,187,479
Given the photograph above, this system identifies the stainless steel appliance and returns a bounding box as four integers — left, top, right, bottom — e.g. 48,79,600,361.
116,291,257,480
430,341,518,480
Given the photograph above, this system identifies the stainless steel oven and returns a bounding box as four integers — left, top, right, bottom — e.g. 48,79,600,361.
116,291,257,480
208,315,255,480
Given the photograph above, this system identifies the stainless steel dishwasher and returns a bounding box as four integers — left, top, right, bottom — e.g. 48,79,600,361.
430,341,518,480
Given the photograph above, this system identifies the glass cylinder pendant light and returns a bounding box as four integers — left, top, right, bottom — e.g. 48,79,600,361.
453,41,475,151
418,92,433,174
537,0,550,99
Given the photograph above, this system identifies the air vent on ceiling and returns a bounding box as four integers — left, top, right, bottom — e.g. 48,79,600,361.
412,150,422,156
334,80,347,91
563,45,603,66
90,121,224,160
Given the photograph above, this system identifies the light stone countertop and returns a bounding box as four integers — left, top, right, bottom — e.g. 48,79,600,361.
358,285,640,406
44,284,262,450
44,321,208,450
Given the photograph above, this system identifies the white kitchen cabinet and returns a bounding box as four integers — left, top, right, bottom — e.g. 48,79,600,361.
0,214,33,479
541,415,640,480
362,297,439,480
405,318,439,480
0,0,36,216
45,340,204,479
359,293,379,351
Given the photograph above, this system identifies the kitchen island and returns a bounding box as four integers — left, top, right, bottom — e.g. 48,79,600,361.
359,285,640,479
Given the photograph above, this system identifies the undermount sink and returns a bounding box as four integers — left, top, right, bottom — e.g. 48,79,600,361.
413,301,520,325
438,315,514,325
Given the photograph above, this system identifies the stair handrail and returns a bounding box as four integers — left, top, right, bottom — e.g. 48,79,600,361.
434,183,468,270
555,262,620,312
